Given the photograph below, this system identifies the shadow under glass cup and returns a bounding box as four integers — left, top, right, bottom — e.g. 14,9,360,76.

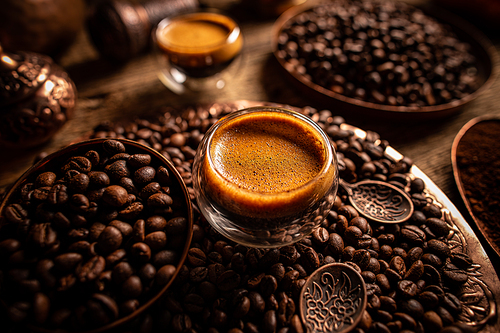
154,11,243,94
192,107,339,248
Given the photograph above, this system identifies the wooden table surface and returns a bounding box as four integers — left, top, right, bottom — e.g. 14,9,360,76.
1,0,499,256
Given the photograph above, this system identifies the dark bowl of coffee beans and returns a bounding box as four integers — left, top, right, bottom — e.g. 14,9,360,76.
0,138,193,332
273,0,498,120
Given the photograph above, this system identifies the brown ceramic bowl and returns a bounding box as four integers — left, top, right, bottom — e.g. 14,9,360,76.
0,138,193,332
272,2,498,120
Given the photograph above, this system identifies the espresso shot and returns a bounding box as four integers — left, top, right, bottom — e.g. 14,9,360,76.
154,11,243,91
192,107,339,248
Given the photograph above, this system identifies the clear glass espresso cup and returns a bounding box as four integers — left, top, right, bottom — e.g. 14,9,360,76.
154,11,243,94
192,107,339,248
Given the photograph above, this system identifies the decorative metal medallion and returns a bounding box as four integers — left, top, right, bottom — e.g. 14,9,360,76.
340,179,414,224
300,263,367,333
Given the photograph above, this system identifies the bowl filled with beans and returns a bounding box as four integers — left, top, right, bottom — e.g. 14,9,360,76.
273,0,498,119
0,138,193,332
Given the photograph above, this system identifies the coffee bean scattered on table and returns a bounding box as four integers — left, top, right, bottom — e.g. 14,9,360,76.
276,0,480,107
0,139,190,331
65,102,481,333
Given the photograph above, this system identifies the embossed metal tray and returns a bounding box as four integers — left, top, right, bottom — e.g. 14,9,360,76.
271,2,498,120
234,101,500,331
342,121,500,331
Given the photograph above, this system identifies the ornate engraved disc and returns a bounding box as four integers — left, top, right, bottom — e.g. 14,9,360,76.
300,263,367,333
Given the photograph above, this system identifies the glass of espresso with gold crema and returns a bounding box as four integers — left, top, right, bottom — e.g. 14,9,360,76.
154,11,243,93
192,107,339,248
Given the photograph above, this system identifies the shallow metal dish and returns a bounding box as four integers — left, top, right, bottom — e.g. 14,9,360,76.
451,116,500,259
272,2,498,120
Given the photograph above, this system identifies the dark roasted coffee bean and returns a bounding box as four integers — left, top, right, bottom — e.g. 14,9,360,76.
76,255,105,283
128,154,151,168
131,242,152,263
427,239,451,258
97,226,123,254
397,280,418,298
422,310,443,331
109,220,133,237
166,217,188,235
147,192,173,207
156,264,177,286
421,253,443,267
187,248,207,267
134,166,156,185
442,263,468,285
63,156,92,173
280,245,299,266
217,270,240,291
425,217,450,237
4,204,28,223
450,252,472,269
29,223,58,249
260,275,278,297
145,231,167,251
400,225,426,245
102,185,129,207
103,139,126,154
132,219,146,242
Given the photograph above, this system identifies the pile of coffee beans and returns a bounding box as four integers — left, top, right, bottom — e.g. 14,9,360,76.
276,0,480,107
0,139,191,331
56,102,483,333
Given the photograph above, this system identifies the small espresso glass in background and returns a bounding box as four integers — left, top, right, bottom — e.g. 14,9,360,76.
153,11,243,94
192,107,339,248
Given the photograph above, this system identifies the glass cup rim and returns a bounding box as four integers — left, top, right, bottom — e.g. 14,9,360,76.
204,106,337,199
155,11,241,51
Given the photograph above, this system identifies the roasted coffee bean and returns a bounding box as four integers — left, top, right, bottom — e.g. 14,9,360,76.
400,225,426,245
156,264,177,286
280,245,299,266
29,223,58,249
422,310,443,331
425,217,450,237
427,239,451,258
217,270,240,291
147,192,173,207
109,220,133,237
260,275,278,297
102,185,129,207
309,227,327,245
63,156,92,173
187,248,207,267
134,166,156,185
105,160,130,181
97,226,123,254
145,231,167,251
421,253,443,267
450,252,473,269
76,255,105,283
397,280,418,298
442,263,468,285
166,217,188,234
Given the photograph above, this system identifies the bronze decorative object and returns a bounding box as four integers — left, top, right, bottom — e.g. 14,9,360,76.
0,45,77,148
300,263,367,333
339,179,414,223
